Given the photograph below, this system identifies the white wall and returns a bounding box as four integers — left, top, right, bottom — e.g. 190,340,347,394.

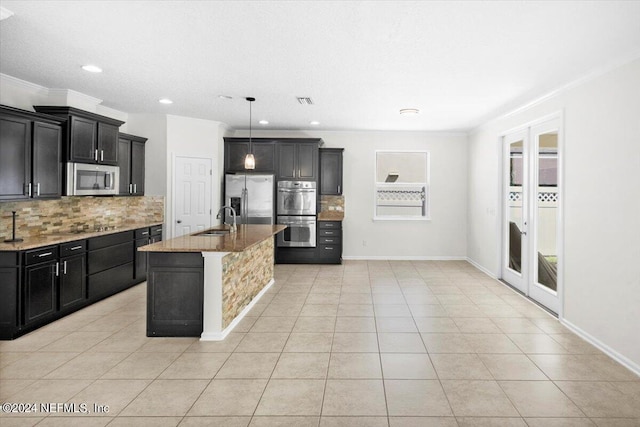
165,115,230,237
233,129,468,259
467,58,640,370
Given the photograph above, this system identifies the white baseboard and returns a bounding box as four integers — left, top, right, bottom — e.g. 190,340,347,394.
200,278,275,342
342,255,467,261
466,257,498,278
560,317,640,377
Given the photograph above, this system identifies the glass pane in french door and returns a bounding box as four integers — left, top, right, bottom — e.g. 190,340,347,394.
508,140,524,274
535,132,559,292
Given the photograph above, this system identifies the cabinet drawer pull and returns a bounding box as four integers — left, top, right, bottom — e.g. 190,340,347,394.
38,252,53,257
324,247,334,250
325,239,334,243
69,245,83,251
142,231,149,235
324,231,334,235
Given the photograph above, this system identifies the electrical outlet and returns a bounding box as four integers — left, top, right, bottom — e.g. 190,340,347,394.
362,240,367,247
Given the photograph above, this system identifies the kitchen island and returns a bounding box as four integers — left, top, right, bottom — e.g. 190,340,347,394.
138,224,285,340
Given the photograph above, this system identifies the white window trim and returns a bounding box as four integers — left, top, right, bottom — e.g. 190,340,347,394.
373,150,431,221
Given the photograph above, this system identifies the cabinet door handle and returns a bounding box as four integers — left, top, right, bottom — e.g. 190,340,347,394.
129,183,133,194
36,183,40,196
69,245,83,251
38,252,53,257
95,149,99,161
27,183,32,197
55,262,59,277
134,184,137,193
101,150,104,162
337,185,341,193
63,260,67,275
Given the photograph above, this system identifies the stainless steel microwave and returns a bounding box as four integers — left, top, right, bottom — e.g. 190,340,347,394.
66,163,119,196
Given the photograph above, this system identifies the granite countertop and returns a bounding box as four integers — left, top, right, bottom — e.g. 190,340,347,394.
318,211,344,221
0,221,164,251
138,224,287,253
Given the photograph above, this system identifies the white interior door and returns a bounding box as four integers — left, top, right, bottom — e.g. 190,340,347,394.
174,156,212,237
501,117,562,314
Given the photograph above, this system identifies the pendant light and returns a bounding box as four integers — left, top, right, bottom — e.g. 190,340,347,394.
244,97,256,170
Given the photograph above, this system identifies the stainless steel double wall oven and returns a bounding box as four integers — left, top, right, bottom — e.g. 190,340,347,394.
276,181,317,247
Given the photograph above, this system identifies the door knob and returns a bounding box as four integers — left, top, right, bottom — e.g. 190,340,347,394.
177,220,182,224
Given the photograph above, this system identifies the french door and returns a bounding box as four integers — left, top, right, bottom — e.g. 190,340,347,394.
502,116,562,314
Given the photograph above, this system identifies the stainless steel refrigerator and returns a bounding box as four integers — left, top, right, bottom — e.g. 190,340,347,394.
224,174,274,225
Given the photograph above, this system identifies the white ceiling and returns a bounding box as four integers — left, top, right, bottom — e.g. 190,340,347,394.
1,1,640,132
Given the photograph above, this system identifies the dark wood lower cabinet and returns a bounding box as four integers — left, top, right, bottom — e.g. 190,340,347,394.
147,252,204,337
0,224,163,340
23,261,57,326
59,254,86,312
275,221,343,264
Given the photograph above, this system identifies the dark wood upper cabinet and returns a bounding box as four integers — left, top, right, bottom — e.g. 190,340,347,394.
69,116,97,163
0,112,31,200
33,106,124,166
297,143,318,180
0,105,63,201
97,122,119,164
224,138,276,172
118,132,147,196
320,148,344,195
276,141,319,181
277,143,296,179
32,121,62,198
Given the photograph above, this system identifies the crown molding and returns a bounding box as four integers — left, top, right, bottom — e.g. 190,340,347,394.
0,73,49,94
47,88,103,108
0,6,14,21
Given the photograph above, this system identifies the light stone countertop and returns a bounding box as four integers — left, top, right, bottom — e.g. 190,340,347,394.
318,211,344,221
0,221,164,251
138,224,286,253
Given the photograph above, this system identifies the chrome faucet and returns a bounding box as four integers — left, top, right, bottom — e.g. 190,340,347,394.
216,206,237,233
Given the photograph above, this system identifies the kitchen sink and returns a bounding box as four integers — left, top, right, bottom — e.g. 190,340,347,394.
196,230,231,236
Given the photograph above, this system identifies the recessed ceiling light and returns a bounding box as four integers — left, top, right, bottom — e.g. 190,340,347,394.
218,95,233,100
400,108,420,115
159,98,173,104
81,64,102,73
309,121,320,126
259,120,269,125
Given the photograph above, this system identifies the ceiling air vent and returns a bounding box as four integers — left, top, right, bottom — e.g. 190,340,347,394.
296,97,314,105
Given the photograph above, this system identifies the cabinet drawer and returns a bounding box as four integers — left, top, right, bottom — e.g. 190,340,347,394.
318,236,340,245
60,240,86,257
24,246,59,265
150,225,163,236
318,245,340,253
318,221,341,229
88,231,134,250
318,229,341,237
135,228,151,239
88,241,133,275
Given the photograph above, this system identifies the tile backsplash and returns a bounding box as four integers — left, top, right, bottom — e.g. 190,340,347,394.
320,195,345,213
0,196,164,240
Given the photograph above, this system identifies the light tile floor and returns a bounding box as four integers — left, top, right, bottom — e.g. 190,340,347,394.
1,260,639,426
